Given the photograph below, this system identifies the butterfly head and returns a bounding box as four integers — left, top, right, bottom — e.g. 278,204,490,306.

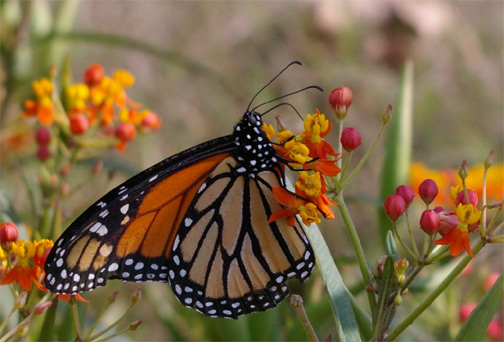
232,111,277,174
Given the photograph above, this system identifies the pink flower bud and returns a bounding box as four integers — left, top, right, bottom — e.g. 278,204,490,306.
108,291,119,304
384,194,406,221
459,303,476,322
395,185,415,207
35,127,51,145
84,64,105,87
487,318,503,341
37,145,51,161
455,189,478,206
484,273,500,291
340,127,361,152
70,114,90,135
141,112,161,130
419,210,440,235
131,287,142,303
115,123,136,142
418,179,438,205
33,301,53,315
329,86,353,119
0,222,18,246
129,320,142,331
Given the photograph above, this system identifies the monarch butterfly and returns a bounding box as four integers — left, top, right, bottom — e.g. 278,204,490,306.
44,61,323,319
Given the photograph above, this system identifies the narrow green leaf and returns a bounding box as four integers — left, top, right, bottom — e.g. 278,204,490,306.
378,61,414,245
455,272,503,341
284,176,360,341
304,223,361,342
385,230,399,260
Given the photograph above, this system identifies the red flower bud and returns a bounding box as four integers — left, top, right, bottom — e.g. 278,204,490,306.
115,123,136,142
70,114,90,135
141,112,161,130
84,64,105,87
35,127,51,145
37,145,51,161
33,301,53,315
0,222,18,246
340,127,361,152
459,303,476,322
455,189,478,206
131,287,142,303
484,272,500,291
329,86,353,119
487,318,503,341
395,185,415,207
418,179,438,205
419,209,441,235
384,194,406,221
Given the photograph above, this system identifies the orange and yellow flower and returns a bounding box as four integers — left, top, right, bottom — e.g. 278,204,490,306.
301,109,338,159
269,187,322,226
434,204,481,256
295,171,336,219
22,78,56,125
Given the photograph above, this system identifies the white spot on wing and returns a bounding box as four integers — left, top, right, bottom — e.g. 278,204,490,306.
120,204,129,215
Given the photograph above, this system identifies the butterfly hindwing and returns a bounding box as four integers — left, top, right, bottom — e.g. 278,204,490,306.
167,157,315,318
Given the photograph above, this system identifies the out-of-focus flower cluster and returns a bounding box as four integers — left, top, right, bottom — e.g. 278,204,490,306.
264,109,341,226
385,155,502,258
22,63,161,156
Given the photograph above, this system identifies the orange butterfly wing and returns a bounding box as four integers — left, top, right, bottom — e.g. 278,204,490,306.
44,137,235,293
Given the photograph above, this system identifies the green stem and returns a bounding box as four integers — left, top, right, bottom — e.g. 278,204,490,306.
340,152,352,181
392,222,417,259
386,239,486,341
290,295,318,342
70,299,81,339
404,211,420,256
336,119,344,182
341,122,387,190
89,300,135,341
336,192,377,312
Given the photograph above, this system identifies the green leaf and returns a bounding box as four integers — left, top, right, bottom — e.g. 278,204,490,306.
304,223,361,342
378,61,414,245
455,272,503,341
385,230,399,260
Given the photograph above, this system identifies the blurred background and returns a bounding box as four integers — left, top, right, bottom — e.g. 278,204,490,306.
1,1,502,341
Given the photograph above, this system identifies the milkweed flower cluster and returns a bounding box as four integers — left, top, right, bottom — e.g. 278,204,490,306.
0,222,142,340
22,63,162,155
385,153,502,259
0,222,53,292
264,110,341,226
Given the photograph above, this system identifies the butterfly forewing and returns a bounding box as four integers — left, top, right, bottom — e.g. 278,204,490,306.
44,137,235,293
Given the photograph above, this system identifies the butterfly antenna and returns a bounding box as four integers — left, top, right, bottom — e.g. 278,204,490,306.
254,85,323,114
247,61,302,112
260,102,304,120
